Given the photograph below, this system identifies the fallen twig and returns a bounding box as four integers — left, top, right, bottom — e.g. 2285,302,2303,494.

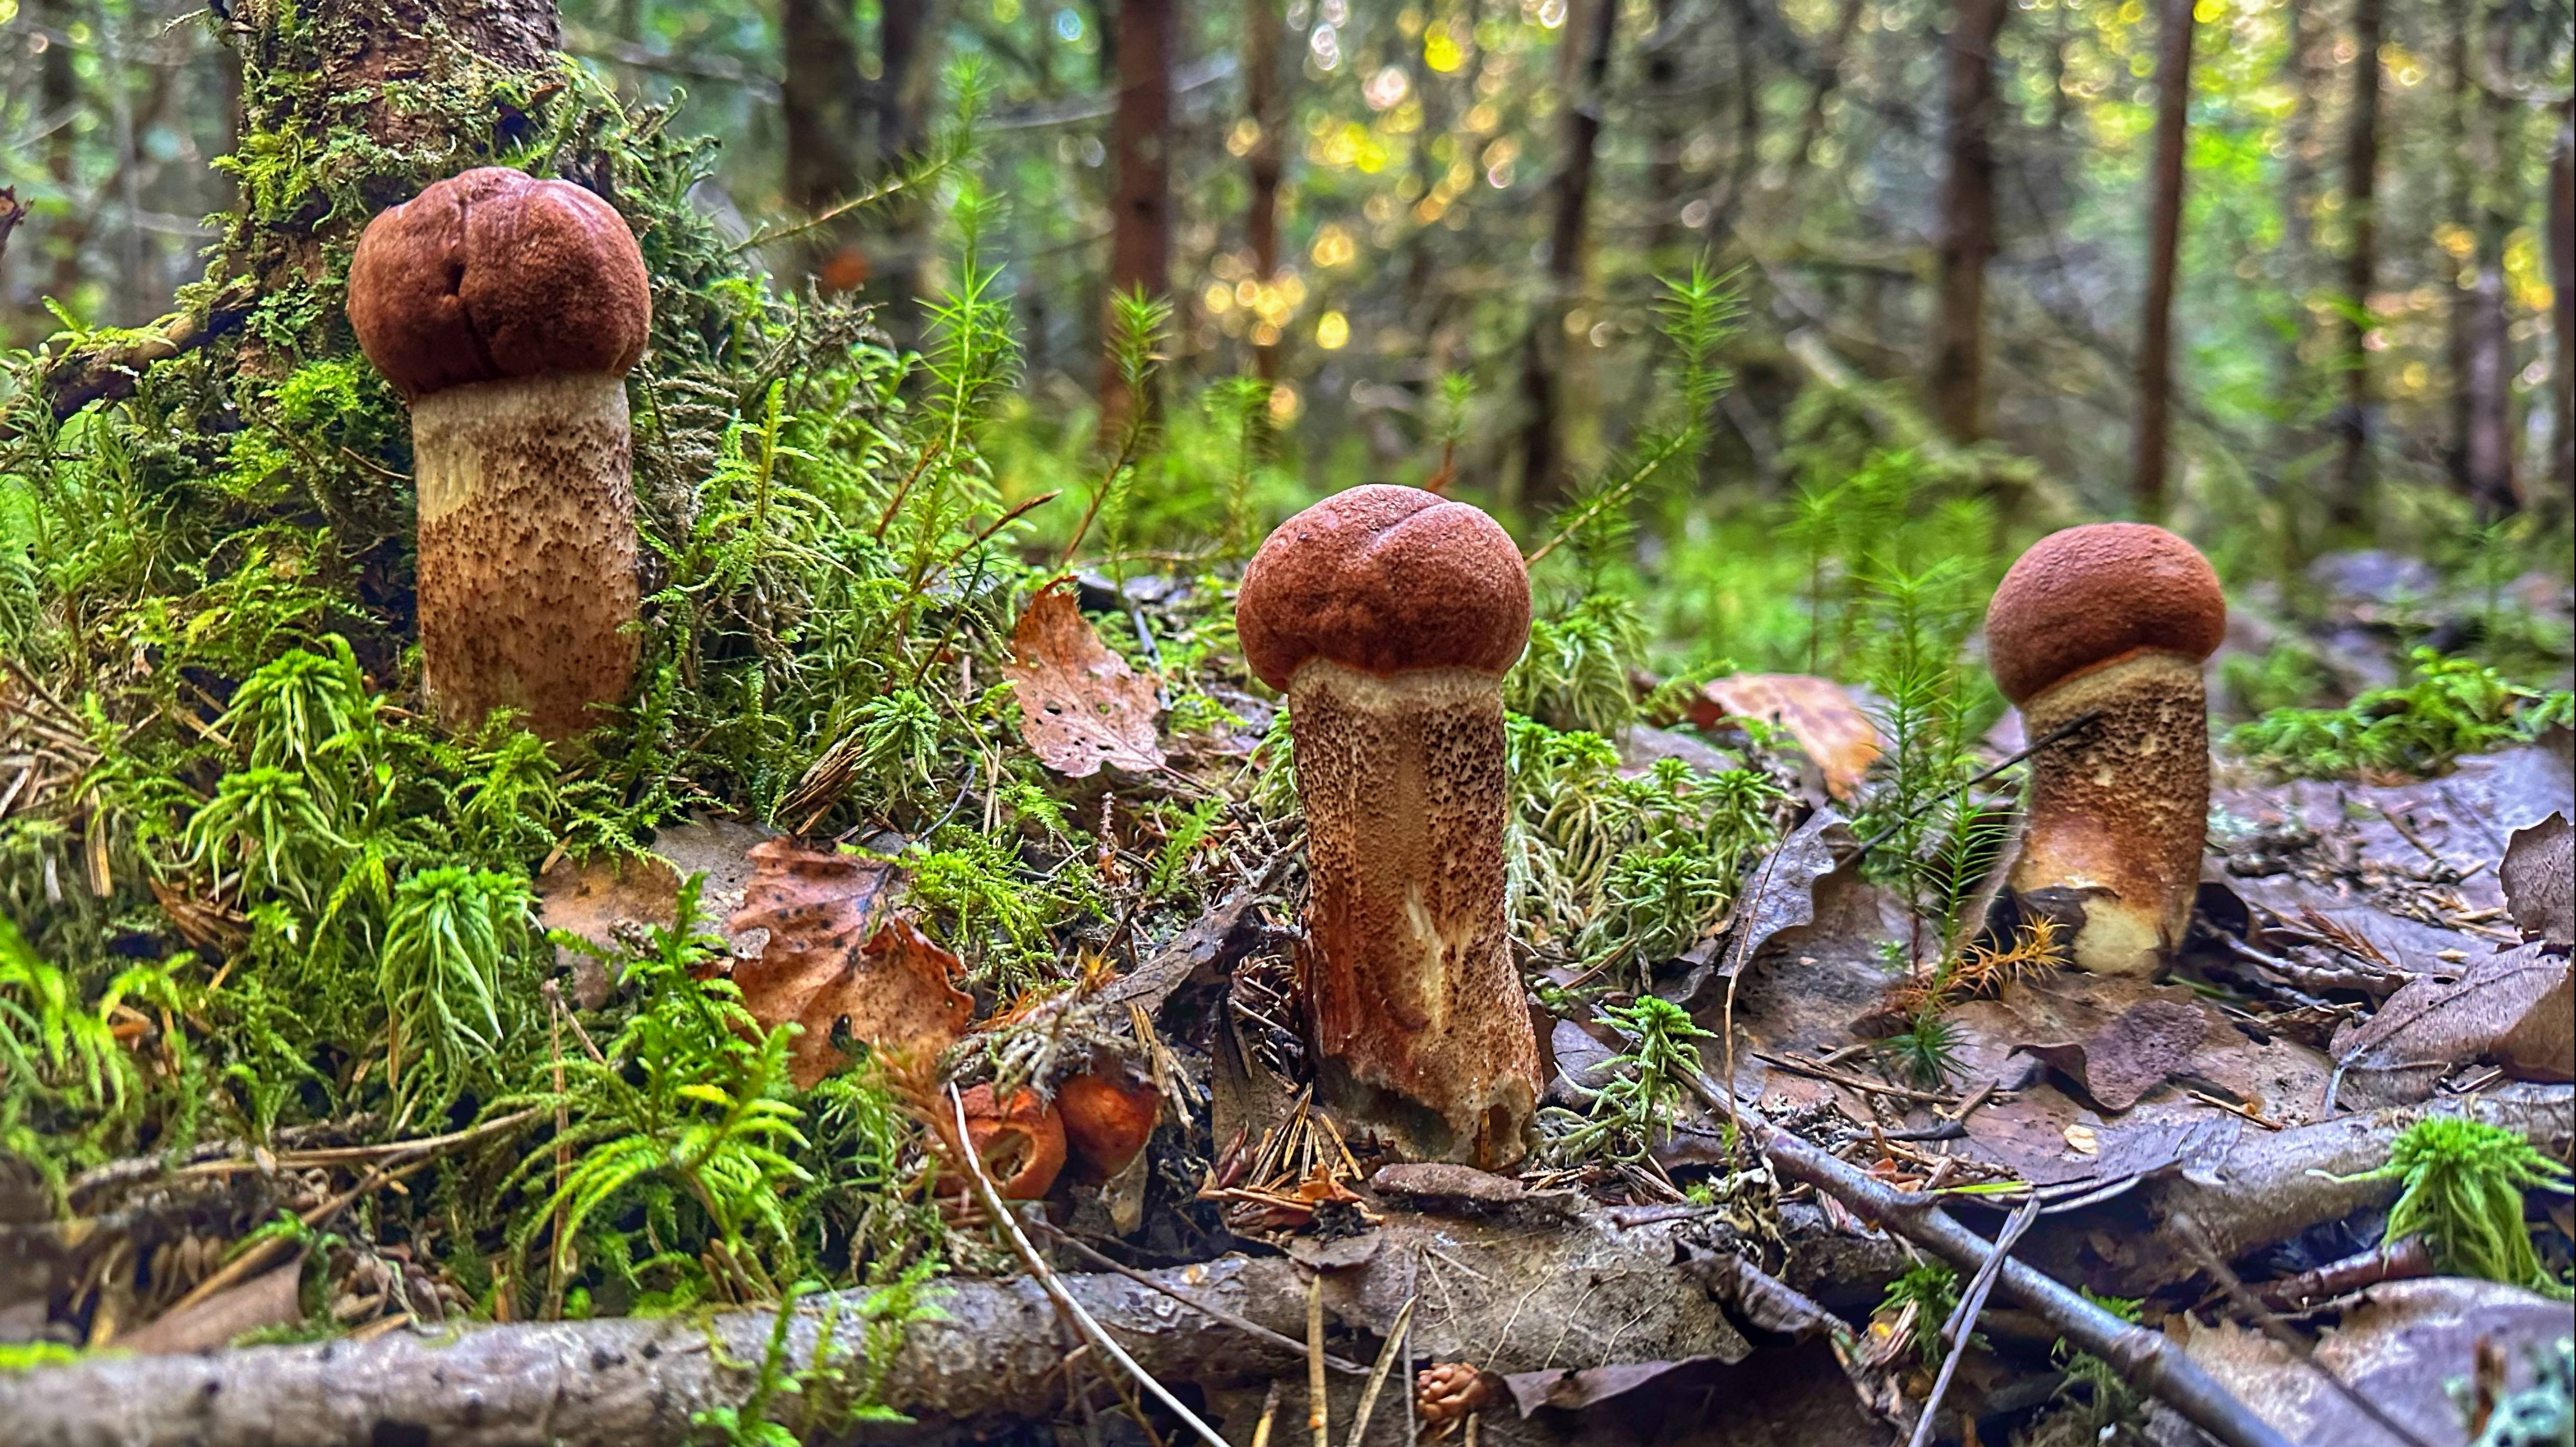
1905,1196,2040,1447
1690,1067,2300,1447
1344,1296,1415,1447
2174,1216,2442,1447
1034,1220,1369,1375
950,1086,1228,1447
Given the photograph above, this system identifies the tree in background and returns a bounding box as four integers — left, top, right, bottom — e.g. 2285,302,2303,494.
1103,0,1176,422
2333,0,2384,528
1517,0,1619,506
2131,0,2196,518
1930,0,2011,443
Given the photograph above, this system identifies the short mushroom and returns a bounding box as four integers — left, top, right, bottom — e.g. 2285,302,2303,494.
346,167,651,740
1236,484,1543,1169
1056,1067,1162,1180
1984,523,2226,976
953,1084,1068,1200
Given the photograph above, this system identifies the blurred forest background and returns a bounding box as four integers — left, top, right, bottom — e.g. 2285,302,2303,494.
2,0,2571,660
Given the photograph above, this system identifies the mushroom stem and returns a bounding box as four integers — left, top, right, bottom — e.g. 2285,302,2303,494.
2008,649,2209,976
411,371,640,740
1289,659,1539,1169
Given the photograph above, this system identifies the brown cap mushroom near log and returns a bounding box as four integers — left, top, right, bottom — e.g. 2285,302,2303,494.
346,167,651,740
1985,522,2226,976
1236,484,1543,1169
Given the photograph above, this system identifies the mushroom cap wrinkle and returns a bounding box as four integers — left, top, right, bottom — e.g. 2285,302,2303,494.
1237,484,1530,692
1983,521,2224,706
348,167,651,400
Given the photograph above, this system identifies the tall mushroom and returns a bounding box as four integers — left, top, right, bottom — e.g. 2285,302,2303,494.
1985,523,2226,976
346,167,651,741
1237,485,1543,1169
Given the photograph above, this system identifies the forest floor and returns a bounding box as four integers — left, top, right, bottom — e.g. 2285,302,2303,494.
3,539,2571,1447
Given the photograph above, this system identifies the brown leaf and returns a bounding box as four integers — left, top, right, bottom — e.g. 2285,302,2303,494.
2180,1277,2572,1447
2330,942,2574,1106
2016,999,2209,1113
1002,583,1165,778
726,840,970,1089
117,1259,304,1355
1688,674,1882,800
2501,812,2573,951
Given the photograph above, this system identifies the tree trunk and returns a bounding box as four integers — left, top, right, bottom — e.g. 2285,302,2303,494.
43,0,564,414
2131,0,2194,519
2462,69,2518,516
879,0,931,160
1244,0,1286,379
779,0,869,288
1929,0,2011,443
1517,0,1619,508
1101,0,1176,419
2549,103,2573,495
2332,0,2383,528
2444,0,2474,492
40,0,87,311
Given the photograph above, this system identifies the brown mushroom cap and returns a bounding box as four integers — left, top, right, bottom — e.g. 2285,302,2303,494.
347,168,651,400
1236,485,1531,692
1984,523,2225,705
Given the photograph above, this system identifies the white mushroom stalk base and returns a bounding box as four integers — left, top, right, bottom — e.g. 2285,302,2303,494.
2008,649,2210,977
1286,659,1542,1169
410,370,641,741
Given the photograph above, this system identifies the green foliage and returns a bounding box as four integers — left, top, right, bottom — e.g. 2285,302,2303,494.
1879,1259,1968,1369
505,879,814,1309
377,866,533,1116
2337,1118,2572,1295
2228,650,2574,780
1506,718,1786,982
1540,995,1721,1165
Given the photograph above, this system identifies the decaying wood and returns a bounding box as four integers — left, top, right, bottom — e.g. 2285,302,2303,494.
0,1207,1743,1447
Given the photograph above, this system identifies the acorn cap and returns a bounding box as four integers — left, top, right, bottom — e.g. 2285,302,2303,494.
1984,523,2225,706
1236,485,1531,692
347,168,651,400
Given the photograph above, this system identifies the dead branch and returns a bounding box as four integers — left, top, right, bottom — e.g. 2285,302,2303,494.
1700,1070,2302,1447
37,279,258,421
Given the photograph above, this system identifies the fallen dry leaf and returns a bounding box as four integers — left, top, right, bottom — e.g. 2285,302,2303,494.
2016,998,2208,1113
726,839,970,1088
2501,812,2573,951
1687,673,1882,801
2180,1277,2572,1447
1002,582,1165,778
115,1258,304,1355
2330,941,2573,1106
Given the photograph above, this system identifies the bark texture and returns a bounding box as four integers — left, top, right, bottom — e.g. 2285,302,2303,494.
1930,0,2011,442
412,372,641,739
2131,0,2194,518
1289,662,1541,1168
0,1212,1748,1447
2010,651,2209,977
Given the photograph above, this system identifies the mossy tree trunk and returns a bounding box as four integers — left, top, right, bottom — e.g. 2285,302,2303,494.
41,0,568,416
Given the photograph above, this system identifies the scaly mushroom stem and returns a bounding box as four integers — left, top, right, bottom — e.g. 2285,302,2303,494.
412,372,640,740
2009,649,2209,976
1289,659,1539,1169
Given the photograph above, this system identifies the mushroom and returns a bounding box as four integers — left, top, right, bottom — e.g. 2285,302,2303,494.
953,1084,1068,1200
1057,1068,1162,1181
346,167,651,741
1984,523,2226,976
1236,484,1543,1169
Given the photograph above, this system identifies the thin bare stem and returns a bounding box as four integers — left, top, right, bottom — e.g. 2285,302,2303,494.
948,1086,1227,1447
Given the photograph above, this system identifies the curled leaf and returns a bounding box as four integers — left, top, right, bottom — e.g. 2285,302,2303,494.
727,840,971,1088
